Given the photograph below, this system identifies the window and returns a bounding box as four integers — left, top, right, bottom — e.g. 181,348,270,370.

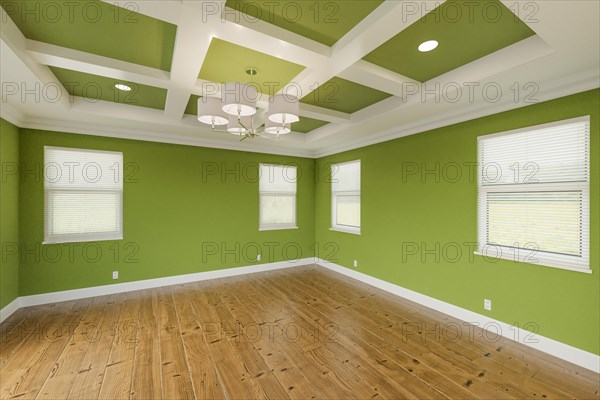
476,117,590,272
331,160,361,234
44,147,123,244
259,164,297,230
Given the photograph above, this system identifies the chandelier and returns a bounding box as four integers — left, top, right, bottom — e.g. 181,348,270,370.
197,82,300,141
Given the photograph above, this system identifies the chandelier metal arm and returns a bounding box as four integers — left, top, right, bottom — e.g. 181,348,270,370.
207,125,279,142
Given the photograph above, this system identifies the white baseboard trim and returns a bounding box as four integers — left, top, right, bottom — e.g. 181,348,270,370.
3,257,598,373
0,298,21,324
316,259,600,374
1,258,314,321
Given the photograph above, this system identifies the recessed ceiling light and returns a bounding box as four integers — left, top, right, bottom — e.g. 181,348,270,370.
114,83,132,91
418,40,438,52
245,67,258,76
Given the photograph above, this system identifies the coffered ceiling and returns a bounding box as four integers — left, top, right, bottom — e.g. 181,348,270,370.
0,0,598,157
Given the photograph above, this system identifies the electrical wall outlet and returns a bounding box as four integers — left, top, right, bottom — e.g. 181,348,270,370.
484,299,492,311
257,254,261,261
112,271,119,280
353,260,358,268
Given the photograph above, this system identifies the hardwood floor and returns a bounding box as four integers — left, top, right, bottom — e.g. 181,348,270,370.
1,265,599,399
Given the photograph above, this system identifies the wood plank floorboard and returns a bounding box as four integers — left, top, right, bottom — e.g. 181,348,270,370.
1,265,598,399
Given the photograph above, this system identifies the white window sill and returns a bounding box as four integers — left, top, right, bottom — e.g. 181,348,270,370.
330,226,361,235
259,225,298,231
43,235,123,245
473,251,591,274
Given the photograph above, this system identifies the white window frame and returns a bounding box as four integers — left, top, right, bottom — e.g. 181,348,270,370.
330,160,361,235
258,164,297,231
44,146,124,244
475,117,590,273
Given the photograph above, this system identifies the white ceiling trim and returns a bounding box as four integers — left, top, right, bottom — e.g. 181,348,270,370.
101,0,182,25
17,112,315,158
164,2,225,119
282,1,443,100
17,36,348,123
313,68,600,158
27,39,172,89
220,5,331,60
0,8,72,110
1,0,599,159
0,101,25,127
304,34,556,143
339,61,418,98
4,68,596,160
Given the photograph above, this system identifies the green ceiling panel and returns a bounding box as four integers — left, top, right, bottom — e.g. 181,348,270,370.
185,94,202,116
1,0,176,71
225,0,384,46
198,38,305,94
51,67,168,110
300,77,392,114
363,0,535,82
292,117,329,133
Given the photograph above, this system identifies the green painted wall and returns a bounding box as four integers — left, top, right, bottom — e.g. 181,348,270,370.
18,130,316,296
5,89,600,357
0,118,20,309
315,89,600,355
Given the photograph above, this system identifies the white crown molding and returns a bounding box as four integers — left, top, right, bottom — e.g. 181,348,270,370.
2,1,598,159
18,116,316,158
6,70,598,159
313,68,600,158
315,259,600,374
0,102,25,127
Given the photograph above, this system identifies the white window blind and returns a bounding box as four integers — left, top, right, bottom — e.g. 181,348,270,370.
331,160,361,234
44,147,123,244
259,164,297,230
477,117,590,272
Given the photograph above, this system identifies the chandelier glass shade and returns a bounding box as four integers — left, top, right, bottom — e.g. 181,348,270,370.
264,114,291,134
221,82,258,117
197,96,228,126
268,94,300,124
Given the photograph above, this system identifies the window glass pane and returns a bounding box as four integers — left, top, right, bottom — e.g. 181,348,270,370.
49,191,120,235
336,195,360,227
260,195,295,225
487,191,582,256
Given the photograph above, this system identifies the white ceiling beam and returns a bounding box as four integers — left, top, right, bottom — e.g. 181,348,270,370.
221,6,331,62
164,1,226,120
13,29,350,126
27,40,171,89
71,96,173,126
0,8,71,110
98,0,434,122
100,0,182,25
429,35,554,85
339,60,418,98
299,104,350,124
285,1,443,98
304,34,556,143
216,8,330,69
331,1,440,70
